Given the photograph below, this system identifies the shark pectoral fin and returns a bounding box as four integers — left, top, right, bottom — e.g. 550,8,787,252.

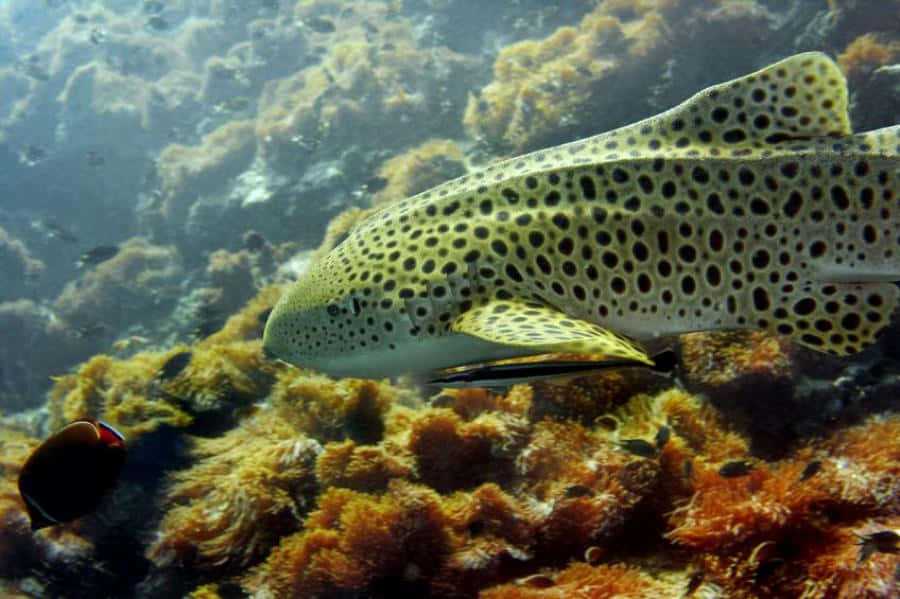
450,300,653,365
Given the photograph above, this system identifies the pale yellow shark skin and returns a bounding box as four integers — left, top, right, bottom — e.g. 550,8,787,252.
264,52,900,379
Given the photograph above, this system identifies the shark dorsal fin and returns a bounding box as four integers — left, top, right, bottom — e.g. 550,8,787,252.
592,52,851,158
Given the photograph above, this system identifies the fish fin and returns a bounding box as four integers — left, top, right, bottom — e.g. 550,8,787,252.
612,52,851,154
450,299,653,364
852,124,900,155
770,282,898,355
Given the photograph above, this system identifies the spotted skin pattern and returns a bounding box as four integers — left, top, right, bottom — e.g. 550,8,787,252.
265,53,900,379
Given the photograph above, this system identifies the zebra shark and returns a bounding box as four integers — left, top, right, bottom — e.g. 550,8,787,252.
264,52,899,381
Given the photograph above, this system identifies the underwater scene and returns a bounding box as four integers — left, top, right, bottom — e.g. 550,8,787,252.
1,0,899,597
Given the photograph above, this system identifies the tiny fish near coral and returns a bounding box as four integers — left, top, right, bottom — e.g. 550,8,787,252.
264,52,900,380
718,460,754,478
857,529,900,563
77,244,119,268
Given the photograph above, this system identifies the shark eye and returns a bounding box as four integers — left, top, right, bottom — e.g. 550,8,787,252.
350,297,362,316
326,304,340,317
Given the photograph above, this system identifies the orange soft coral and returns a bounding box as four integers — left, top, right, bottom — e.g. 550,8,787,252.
667,413,900,596
480,562,676,598
407,408,528,493
147,411,320,575
315,439,414,492
270,371,411,444
245,481,450,597
838,34,900,79
370,139,467,208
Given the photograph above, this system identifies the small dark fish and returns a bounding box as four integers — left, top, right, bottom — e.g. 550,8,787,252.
563,484,593,498
19,145,47,165
857,530,900,563
718,460,754,478
37,219,78,243
620,438,658,458
363,176,389,193
195,303,220,320
594,415,618,431
304,16,336,33
73,13,89,24
142,0,164,14
517,574,554,588
683,459,693,479
214,96,251,113
257,307,273,325
157,351,192,381
146,15,169,31
684,570,704,597
86,151,105,167
77,245,119,268
428,394,454,408
655,426,670,449
89,27,106,45
241,230,267,252
583,546,603,565
192,317,225,339
22,63,49,81
753,558,784,586
800,459,822,481
18,419,126,529
71,322,107,339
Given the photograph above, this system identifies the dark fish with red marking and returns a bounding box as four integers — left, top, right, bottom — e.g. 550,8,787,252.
18,419,126,530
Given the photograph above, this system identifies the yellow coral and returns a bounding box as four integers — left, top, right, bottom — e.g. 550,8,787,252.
53,237,182,327
147,411,320,574
371,139,467,207
158,120,257,220
245,481,450,597
47,351,192,439
463,4,668,152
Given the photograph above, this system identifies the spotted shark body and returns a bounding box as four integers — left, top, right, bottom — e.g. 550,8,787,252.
264,52,900,379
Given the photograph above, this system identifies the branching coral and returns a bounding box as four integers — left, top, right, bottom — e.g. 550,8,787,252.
147,412,321,575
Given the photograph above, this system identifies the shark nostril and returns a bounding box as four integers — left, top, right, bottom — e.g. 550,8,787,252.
262,344,278,360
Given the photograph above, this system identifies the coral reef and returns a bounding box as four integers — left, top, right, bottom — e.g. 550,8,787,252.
463,2,669,152
53,237,183,333
147,412,320,576
1,1,899,597
0,226,44,298
837,33,900,87
157,119,257,226
0,425,96,595
370,139,468,207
